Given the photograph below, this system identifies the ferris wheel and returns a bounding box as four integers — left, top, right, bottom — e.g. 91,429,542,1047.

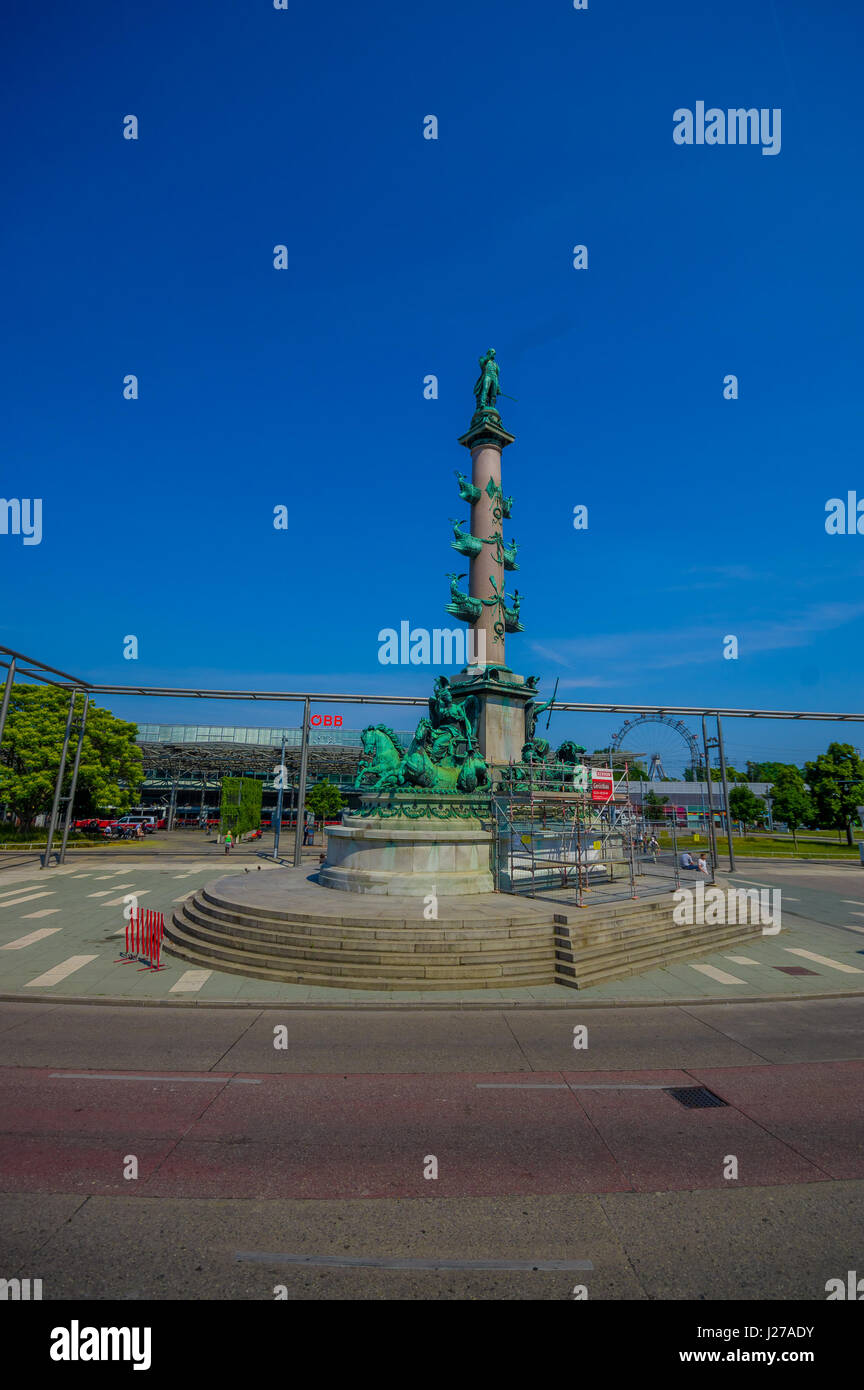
609,713,701,782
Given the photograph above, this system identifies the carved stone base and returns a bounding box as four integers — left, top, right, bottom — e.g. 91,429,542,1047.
319,797,494,896
450,666,534,767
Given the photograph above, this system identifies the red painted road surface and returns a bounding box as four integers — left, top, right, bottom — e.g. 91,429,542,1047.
1,1063,861,1200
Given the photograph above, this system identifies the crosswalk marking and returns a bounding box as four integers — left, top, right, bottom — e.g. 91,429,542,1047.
784,948,864,975
0,885,43,901
71,874,94,878
169,969,212,993
842,900,864,906
88,884,134,898
21,908,61,919
100,892,149,907
0,893,55,909
688,963,747,985
2,928,62,950
25,955,99,987
725,955,759,965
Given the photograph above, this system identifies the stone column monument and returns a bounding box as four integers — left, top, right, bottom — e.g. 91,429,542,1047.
319,349,557,894
448,349,534,769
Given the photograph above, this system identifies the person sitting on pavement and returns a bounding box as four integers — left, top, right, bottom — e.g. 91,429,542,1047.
680,850,695,869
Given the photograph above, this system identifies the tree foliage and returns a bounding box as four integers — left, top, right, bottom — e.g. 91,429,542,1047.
729,785,766,831
306,778,346,821
0,686,142,828
803,743,864,846
642,790,669,822
746,760,801,783
769,769,815,850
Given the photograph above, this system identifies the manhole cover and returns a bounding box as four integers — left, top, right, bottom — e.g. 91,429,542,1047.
663,1086,728,1109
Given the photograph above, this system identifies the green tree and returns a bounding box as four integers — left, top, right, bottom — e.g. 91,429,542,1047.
729,785,766,833
306,778,346,822
804,743,864,846
0,686,142,829
685,766,743,783
769,769,815,852
746,760,801,784
642,790,669,823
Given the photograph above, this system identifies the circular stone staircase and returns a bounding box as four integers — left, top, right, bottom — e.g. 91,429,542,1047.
166,869,557,991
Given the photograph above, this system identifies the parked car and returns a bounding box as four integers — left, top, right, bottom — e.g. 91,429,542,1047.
115,815,156,834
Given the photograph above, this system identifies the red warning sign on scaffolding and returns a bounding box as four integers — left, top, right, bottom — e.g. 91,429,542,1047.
591,768,614,802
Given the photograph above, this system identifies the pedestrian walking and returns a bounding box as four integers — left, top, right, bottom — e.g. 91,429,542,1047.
224,829,233,855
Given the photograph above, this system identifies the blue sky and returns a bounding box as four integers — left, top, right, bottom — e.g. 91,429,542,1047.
2,0,863,772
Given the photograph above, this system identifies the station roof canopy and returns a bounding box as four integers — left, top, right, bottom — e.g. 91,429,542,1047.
136,723,412,782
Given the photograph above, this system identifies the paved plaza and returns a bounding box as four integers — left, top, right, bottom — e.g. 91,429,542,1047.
2,848,863,1301
1,850,863,1005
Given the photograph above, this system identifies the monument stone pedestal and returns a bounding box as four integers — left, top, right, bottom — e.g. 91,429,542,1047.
449,665,533,769
319,795,494,896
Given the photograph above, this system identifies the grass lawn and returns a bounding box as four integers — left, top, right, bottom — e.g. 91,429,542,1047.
660,831,861,860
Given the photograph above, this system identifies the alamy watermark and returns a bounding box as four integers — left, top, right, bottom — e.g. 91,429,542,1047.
825,492,864,534
673,882,781,933
673,103,781,156
1,497,42,545
378,622,486,667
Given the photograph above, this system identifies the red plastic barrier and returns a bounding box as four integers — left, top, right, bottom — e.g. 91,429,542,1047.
115,905,166,970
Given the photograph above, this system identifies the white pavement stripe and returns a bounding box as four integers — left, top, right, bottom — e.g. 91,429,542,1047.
169,970,212,993
25,955,99,987
2,928,62,950
0,885,42,900
476,1083,568,1090
842,900,864,906
0,893,54,909
784,948,864,975
21,909,61,918
101,895,143,907
725,955,760,965
842,925,864,936
688,963,747,985
71,874,93,879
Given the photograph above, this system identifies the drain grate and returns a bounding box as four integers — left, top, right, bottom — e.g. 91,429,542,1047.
663,1086,728,1109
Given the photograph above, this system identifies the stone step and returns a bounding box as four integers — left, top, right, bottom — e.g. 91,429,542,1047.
186,895,555,943
555,918,761,970
172,907,554,972
164,923,552,991
556,911,706,952
555,923,763,988
200,885,545,931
